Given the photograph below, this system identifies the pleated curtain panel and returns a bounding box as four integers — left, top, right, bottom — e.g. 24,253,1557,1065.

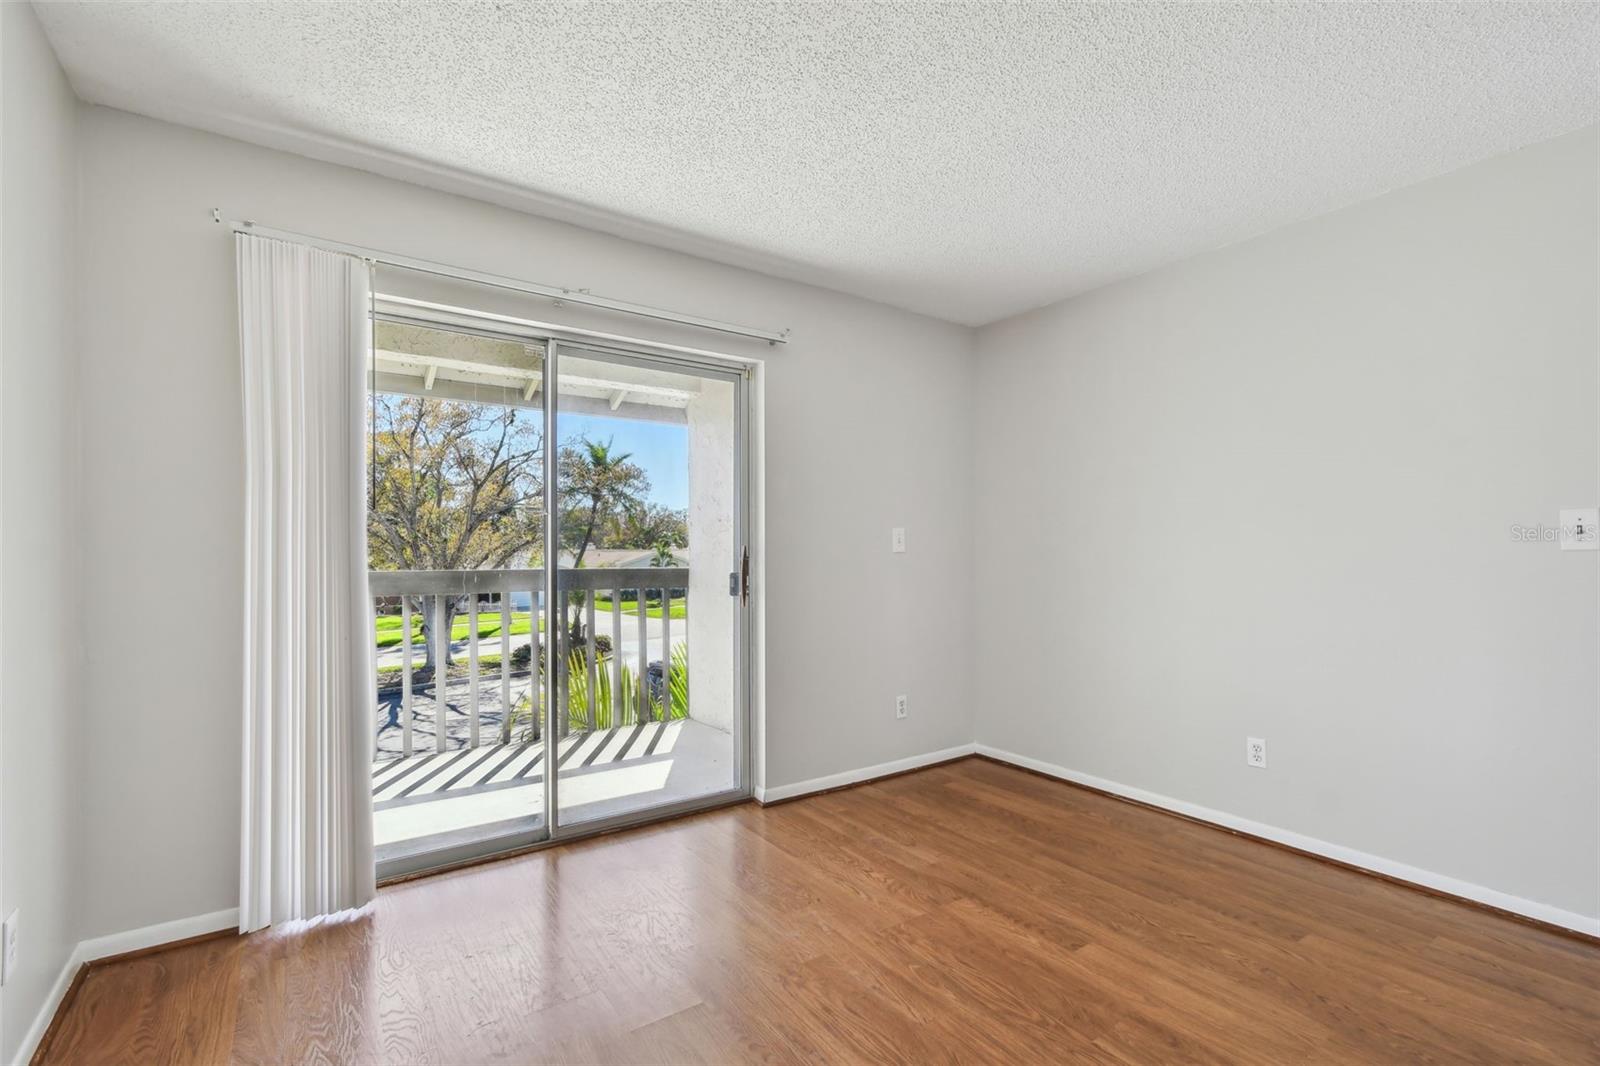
236,233,376,932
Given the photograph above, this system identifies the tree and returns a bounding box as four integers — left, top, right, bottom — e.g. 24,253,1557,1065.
368,394,543,672
610,501,688,552
557,437,650,640
647,541,680,606
558,437,649,567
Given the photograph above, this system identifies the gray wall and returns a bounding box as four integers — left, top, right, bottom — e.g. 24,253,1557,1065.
974,126,1599,920
0,4,83,1061
74,106,976,938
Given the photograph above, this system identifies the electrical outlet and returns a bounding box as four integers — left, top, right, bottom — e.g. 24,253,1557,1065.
2,910,18,986
895,694,908,719
1246,737,1267,769
891,527,907,553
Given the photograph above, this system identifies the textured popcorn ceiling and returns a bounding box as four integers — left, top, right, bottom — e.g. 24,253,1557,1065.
37,1,1600,326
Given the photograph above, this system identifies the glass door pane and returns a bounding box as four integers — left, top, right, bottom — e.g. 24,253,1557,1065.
367,308,552,876
548,345,746,830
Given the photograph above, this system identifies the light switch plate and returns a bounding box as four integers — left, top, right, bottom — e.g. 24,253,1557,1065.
1559,508,1598,551
891,527,906,553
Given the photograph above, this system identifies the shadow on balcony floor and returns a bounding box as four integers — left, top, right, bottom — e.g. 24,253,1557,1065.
373,717,736,865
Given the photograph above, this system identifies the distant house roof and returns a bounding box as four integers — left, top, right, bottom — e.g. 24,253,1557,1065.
559,547,685,569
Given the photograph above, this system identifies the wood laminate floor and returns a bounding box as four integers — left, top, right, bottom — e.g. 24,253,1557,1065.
38,758,1600,1064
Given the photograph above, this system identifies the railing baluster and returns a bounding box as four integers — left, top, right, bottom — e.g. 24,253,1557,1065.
585,590,598,731
500,590,510,746
662,583,672,716
611,587,624,725
554,587,567,740
467,594,480,748
532,587,542,742
401,596,413,757
637,585,650,723
434,594,448,753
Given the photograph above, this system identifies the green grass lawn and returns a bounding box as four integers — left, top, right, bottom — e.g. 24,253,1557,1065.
375,610,543,649
375,596,685,647
594,595,687,620
375,652,520,688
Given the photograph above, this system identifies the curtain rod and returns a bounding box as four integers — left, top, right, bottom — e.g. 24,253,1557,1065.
213,209,790,345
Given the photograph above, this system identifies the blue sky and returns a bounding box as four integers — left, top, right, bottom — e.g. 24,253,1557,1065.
558,412,688,510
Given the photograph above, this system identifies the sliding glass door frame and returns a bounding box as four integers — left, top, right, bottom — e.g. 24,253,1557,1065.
542,339,561,839
373,310,754,882
542,338,753,841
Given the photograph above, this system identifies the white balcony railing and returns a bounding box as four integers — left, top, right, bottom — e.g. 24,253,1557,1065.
369,567,689,760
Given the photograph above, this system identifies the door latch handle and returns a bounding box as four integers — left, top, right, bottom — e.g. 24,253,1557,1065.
740,546,750,605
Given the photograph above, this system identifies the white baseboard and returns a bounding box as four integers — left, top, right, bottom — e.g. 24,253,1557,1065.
10,908,239,1066
73,908,239,966
976,745,1600,939
755,743,976,804
10,948,83,1066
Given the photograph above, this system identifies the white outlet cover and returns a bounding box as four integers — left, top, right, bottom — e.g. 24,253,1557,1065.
1559,508,1599,551
1246,737,1267,768
895,694,908,719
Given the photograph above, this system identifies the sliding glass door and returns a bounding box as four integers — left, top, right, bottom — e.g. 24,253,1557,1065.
548,343,747,831
366,318,553,874
366,283,749,879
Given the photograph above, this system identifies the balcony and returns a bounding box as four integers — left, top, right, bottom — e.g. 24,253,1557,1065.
369,566,736,865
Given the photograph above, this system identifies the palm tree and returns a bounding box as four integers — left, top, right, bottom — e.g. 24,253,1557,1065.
559,437,648,568
648,540,677,607
558,437,649,640
650,541,675,568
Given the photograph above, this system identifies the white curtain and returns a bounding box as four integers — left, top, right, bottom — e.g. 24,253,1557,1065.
237,233,376,932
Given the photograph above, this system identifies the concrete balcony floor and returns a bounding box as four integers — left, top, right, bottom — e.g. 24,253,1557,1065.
372,717,736,866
